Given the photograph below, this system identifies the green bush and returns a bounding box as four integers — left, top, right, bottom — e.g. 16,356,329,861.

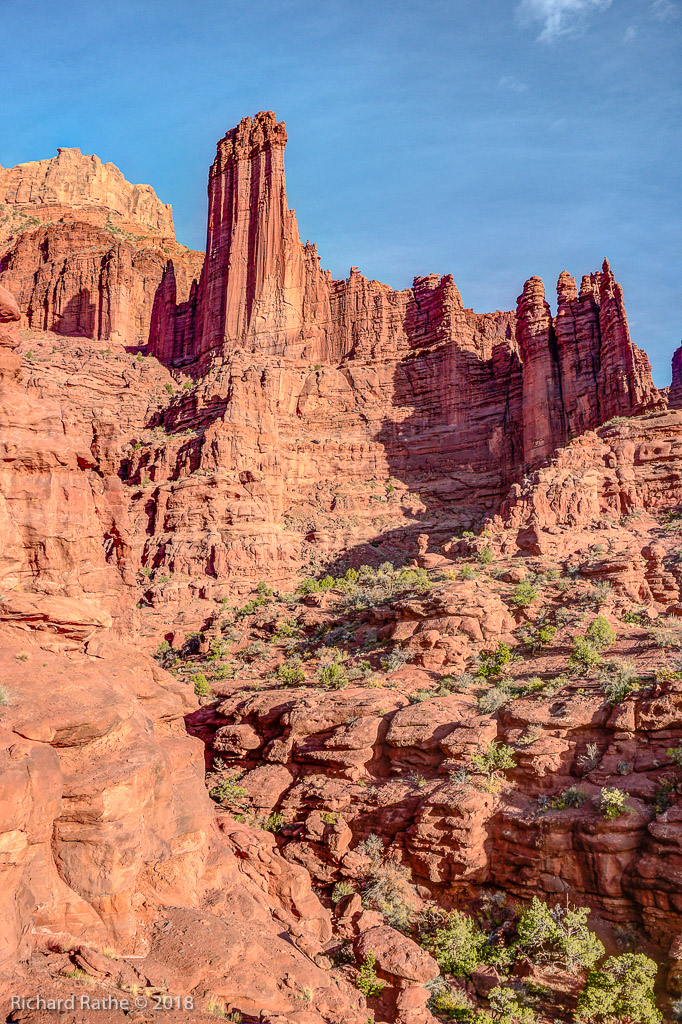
477,643,514,679
511,581,538,608
478,687,511,714
601,659,640,704
575,952,661,1023
516,897,604,974
263,811,285,832
597,787,629,820
356,952,385,996
154,640,177,669
428,982,474,1020
331,881,356,903
317,661,348,689
193,673,211,697
519,622,557,652
666,744,682,768
210,771,248,809
570,637,603,672
478,546,494,565
276,658,306,685
470,741,516,777
537,786,587,813
421,909,487,976
488,986,535,1023
586,615,616,649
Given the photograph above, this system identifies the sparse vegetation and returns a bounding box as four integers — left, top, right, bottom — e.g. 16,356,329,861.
597,787,629,820
356,952,385,996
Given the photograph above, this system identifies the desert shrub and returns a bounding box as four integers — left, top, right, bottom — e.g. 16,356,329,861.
276,657,306,685
578,742,601,773
478,546,494,564
154,640,177,669
667,744,682,768
477,643,515,679
438,671,476,694
240,640,268,662
587,615,616,649
597,787,629,820
331,881,356,903
471,741,516,777
193,673,211,697
589,581,613,609
357,833,384,864
182,630,202,656
210,663,234,681
516,725,542,747
210,771,248,809
478,687,511,714
460,565,477,580
599,658,640,703
263,811,285,832
511,580,538,608
575,952,661,1023
317,661,348,689
207,637,229,660
409,688,435,703
422,909,487,976
356,952,385,996
364,861,416,929
381,648,409,672
0,686,7,705
518,622,557,652
570,637,603,672
236,596,268,618
488,986,536,1023
622,608,647,625
297,574,335,596
537,786,587,812
652,780,674,816
273,618,299,640
516,897,604,974
428,981,474,1020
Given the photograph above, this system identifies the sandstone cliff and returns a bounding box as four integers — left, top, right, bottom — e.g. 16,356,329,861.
0,147,175,244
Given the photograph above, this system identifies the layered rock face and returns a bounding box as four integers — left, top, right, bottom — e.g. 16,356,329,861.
0,149,202,345
0,146,175,243
151,111,661,476
670,343,682,410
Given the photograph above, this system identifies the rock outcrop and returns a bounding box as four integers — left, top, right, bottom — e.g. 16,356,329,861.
0,150,203,345
670,343,682,410
150,111,662,485
0,147,175,244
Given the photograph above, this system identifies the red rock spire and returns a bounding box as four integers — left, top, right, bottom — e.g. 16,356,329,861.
196,111,329,360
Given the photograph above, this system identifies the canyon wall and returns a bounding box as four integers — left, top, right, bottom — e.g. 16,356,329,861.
150,111,662,479
0,148,203,346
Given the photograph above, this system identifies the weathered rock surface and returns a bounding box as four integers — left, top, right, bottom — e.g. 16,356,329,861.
0,147,175,244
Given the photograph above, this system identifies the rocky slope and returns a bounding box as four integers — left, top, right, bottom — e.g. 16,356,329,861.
0,110,680,1024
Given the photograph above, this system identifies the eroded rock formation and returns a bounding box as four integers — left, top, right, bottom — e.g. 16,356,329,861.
0,110,679,1023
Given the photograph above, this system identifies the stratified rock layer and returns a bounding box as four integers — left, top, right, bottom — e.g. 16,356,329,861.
0,147,175,243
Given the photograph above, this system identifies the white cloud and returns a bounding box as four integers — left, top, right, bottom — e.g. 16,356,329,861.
517,0,612,43
499,75,529,92
651,0,679,20
624,23,638,41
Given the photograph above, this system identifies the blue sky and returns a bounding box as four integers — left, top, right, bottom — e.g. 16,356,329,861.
1,0,679,384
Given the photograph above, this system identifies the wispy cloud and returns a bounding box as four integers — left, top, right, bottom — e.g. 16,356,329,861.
499,75,529,92
517,0,612,43
651,0,679,20
623,24,638,41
